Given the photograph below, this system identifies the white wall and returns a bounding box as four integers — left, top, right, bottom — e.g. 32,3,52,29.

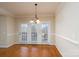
55,3,79,57
0,15,16,48
6,16,16,47
0,16,7,46
15,16,55,45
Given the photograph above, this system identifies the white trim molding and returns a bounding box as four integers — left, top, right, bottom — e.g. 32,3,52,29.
55,33,79,45
0,43,14,48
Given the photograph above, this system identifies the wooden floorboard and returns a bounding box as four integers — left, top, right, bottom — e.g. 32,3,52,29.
0,44,62,57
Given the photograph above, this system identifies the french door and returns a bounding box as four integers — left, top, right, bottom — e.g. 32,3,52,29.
19,23,50,44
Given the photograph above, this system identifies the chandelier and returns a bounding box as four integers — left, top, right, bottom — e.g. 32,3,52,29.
30,4,40,24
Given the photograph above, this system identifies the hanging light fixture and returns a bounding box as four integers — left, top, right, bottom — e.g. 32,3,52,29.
30,3,40,24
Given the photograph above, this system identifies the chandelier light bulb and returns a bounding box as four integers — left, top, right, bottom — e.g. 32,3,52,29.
36,20,40,24
30,20,34,23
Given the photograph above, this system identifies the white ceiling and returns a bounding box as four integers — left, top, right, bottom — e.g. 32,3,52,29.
0,2,60,16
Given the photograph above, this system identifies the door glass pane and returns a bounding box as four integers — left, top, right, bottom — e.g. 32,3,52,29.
41,23,48,42
31,24,37,42
21,24,28,41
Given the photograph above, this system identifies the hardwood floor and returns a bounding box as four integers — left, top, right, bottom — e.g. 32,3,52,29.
0,44,62,57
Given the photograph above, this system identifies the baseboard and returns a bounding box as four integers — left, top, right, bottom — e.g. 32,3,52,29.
0,44,13,48
0,41,54,48
16,42,54,45
0,44,9,48
55,45,63,56
0,43,54,48
0,41,16,48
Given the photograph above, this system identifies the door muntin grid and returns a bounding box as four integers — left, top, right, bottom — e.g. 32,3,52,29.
21,24,28,42
41,23,48,42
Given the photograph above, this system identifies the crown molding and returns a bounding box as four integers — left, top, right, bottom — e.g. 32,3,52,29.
0,8,14,17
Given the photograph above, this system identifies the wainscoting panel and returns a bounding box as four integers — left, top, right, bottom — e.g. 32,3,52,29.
55,34,79,57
